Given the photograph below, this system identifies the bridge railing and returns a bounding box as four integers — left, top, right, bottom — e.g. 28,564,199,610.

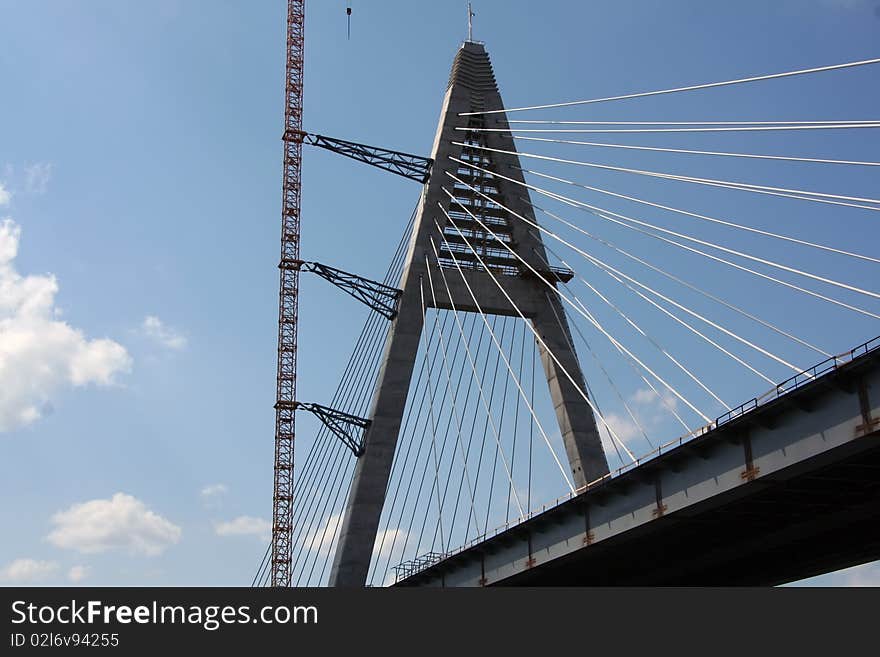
717,334,880,429
390,334,880,583
391,552,448,582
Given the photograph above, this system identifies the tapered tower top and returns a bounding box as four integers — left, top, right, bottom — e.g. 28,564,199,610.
447,41,498,95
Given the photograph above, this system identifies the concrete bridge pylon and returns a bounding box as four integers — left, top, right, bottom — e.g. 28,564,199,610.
329,41,610,587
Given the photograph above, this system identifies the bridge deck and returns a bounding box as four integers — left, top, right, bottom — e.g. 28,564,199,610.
395,339,880,586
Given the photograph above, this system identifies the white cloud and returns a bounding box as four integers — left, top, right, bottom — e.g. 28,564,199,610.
603,388,679,451
302,513,342,556
302,513,406,562
67,565,89,583
0,558,59,583
603,411,642,445
214,516,271,541
200,483,228,500
297,513,407,585
631,388,659,406
374,526,407,562
141,315,187,350
24,163,52,195
47,493,181,556
0,182,10,206
200,483,228,510
0,219,131,432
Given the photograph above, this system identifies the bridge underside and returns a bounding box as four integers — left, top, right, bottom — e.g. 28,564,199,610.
498,436,880,586
396,345,880,586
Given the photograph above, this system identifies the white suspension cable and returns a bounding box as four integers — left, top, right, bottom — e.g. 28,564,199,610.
390,307,474,574
509,119,880,126
511,135,880,168
508,169,880,301
697,185,880,213
516,168,880,265
568,293,695,435
451,156,880,321
569,247,778,386
441,187,712,429
529,244,733,407
602,210,880,322
424,262,499,543
544,289,656,448
425,249,528,513
455,142,880,211
460,124,880,134
418,277,450,551
432,220,583,486
439,210,641,461
525,198,832,358
543,293,642,465
445,169,811,377
460,57,880,115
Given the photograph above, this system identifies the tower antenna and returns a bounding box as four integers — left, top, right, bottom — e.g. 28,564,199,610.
467,2,475,42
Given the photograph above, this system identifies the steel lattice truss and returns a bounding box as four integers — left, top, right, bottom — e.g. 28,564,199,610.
292,260,402,320
271,0,305,588
293,402,371,457
300,132,433,183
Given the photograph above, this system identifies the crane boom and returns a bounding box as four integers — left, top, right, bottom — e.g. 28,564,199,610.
271,0,305,588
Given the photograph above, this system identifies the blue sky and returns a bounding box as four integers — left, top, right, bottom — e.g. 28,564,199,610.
0,0,878,586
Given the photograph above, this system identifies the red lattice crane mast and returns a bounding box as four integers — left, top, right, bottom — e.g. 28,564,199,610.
271,0,305,588
264,0,431,587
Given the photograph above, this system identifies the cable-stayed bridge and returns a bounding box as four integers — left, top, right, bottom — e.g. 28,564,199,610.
256,37,880,588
